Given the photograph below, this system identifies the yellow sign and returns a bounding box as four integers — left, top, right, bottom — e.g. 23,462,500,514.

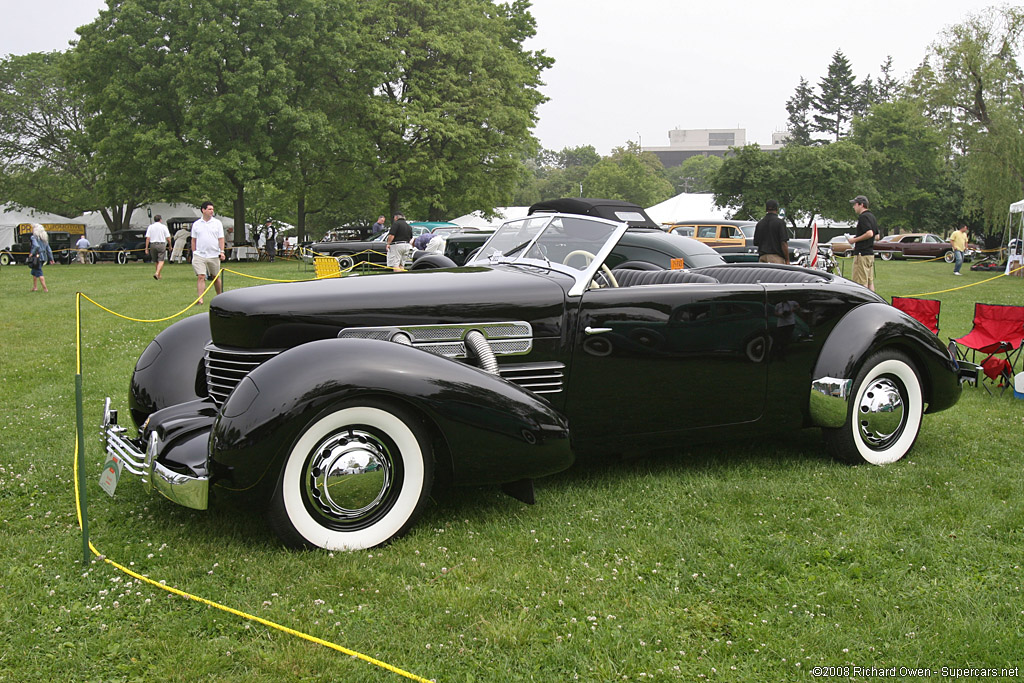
17,222,86,235
670,257,685,270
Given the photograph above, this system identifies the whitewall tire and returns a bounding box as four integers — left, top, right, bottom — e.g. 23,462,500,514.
268,401,433,550
823,351,923,465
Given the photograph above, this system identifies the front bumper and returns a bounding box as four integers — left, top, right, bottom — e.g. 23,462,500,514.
101,398,209,510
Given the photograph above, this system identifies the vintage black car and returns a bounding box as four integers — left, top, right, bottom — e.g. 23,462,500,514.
95,229,150,263
103,198,972,551
1,227,88,265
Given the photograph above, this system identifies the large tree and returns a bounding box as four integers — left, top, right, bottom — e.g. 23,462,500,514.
712,143,873,226
664,154,723,194
583,142,674,208
72,0,356,238
785,76,816,146
909,6,1024,232
851,99,953,232
0,51,146,225
813,50,861,142
355,0,551,220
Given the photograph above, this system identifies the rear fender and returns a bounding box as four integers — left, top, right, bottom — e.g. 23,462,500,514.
810,302,960,421
211,338,572,497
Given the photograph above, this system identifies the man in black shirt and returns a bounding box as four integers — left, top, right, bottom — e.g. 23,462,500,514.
753,199,789,264
849,195,877,291
386,213,414,271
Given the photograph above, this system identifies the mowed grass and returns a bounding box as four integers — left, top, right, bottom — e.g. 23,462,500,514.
1,255,1022,682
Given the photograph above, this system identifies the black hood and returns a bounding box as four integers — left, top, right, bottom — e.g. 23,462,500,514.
209,266,569,349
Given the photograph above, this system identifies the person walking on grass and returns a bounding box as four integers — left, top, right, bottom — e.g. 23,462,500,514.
949,224,968,276
191,201,225,304
28,223,55,292
146,214,171,279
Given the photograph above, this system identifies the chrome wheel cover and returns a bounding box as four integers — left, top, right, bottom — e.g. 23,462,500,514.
857,377,906,449
304,428,396,526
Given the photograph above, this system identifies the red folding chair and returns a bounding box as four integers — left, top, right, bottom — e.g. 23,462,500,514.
892,296,940,335
950,303,1024,393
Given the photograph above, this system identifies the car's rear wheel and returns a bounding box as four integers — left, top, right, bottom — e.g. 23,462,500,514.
86,250,96,264
879,251,894,261
943,250,954,263
822,350,923,465
0,252,11,266
267,400,434,550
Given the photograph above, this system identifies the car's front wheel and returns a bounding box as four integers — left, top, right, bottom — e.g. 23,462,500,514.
822,350,923,465
0,252,11,266
267,400,434,551
116,249,129,265
334,253,355,270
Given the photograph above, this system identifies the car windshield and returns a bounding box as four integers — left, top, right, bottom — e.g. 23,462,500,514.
471,215,621,269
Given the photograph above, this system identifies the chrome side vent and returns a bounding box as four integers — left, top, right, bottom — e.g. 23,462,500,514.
498,362,566,394
338,321,533,359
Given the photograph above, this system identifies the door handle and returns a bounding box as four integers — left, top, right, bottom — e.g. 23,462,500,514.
585,326,612,335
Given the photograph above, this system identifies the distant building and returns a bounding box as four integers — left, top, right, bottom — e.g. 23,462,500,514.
644,127,787,168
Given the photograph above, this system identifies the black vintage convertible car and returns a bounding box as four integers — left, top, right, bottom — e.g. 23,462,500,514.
95,229,150,263
103,198,973,551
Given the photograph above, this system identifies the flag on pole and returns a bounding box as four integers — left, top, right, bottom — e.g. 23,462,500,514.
810,221,819,268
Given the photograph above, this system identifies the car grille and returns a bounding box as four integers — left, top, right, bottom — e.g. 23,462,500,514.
205,345,280,406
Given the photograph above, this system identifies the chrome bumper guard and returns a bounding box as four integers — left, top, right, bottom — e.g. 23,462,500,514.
808,376,853,429
101,398,209,510
956,360,981,386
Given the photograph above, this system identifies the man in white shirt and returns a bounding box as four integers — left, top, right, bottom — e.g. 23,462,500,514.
191,201,225,304
145,214,171,279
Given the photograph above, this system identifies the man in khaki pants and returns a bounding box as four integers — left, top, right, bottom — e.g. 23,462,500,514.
849,195,877,291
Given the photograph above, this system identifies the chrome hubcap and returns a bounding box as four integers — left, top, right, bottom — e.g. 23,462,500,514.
857,377,905,449
305,429,393,522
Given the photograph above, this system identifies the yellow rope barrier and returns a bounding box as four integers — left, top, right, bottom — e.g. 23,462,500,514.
900,263,1024,298
73,291,435,683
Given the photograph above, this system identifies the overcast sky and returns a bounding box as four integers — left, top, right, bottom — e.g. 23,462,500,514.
0,0,1005,154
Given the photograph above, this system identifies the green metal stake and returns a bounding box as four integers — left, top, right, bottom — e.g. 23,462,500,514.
75,292,90,566
76,373,90,565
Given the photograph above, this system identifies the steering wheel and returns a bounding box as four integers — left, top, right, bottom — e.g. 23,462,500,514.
562,249,618,288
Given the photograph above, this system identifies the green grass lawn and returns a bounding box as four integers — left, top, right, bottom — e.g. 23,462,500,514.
1,256,1022,681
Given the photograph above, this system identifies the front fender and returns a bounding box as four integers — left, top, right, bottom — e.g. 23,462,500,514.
129,313,211,428
810,302,960,425
211,338,572,497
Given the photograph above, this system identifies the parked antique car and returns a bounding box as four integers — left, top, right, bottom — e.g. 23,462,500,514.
95,229,150,263
667,220,836,271
829,235,854,256
309,225,430,268
1,228,87,265
872,233,979,262
103,198,973,551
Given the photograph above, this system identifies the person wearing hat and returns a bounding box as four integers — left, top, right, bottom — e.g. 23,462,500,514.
848,195,877,291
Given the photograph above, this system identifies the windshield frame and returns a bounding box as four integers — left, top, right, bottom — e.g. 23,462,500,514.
469,213,629,296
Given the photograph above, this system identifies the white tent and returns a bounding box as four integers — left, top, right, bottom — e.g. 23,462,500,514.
1,204,83,253
72,203,241,245
645,193,730,225
450,206,529,229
